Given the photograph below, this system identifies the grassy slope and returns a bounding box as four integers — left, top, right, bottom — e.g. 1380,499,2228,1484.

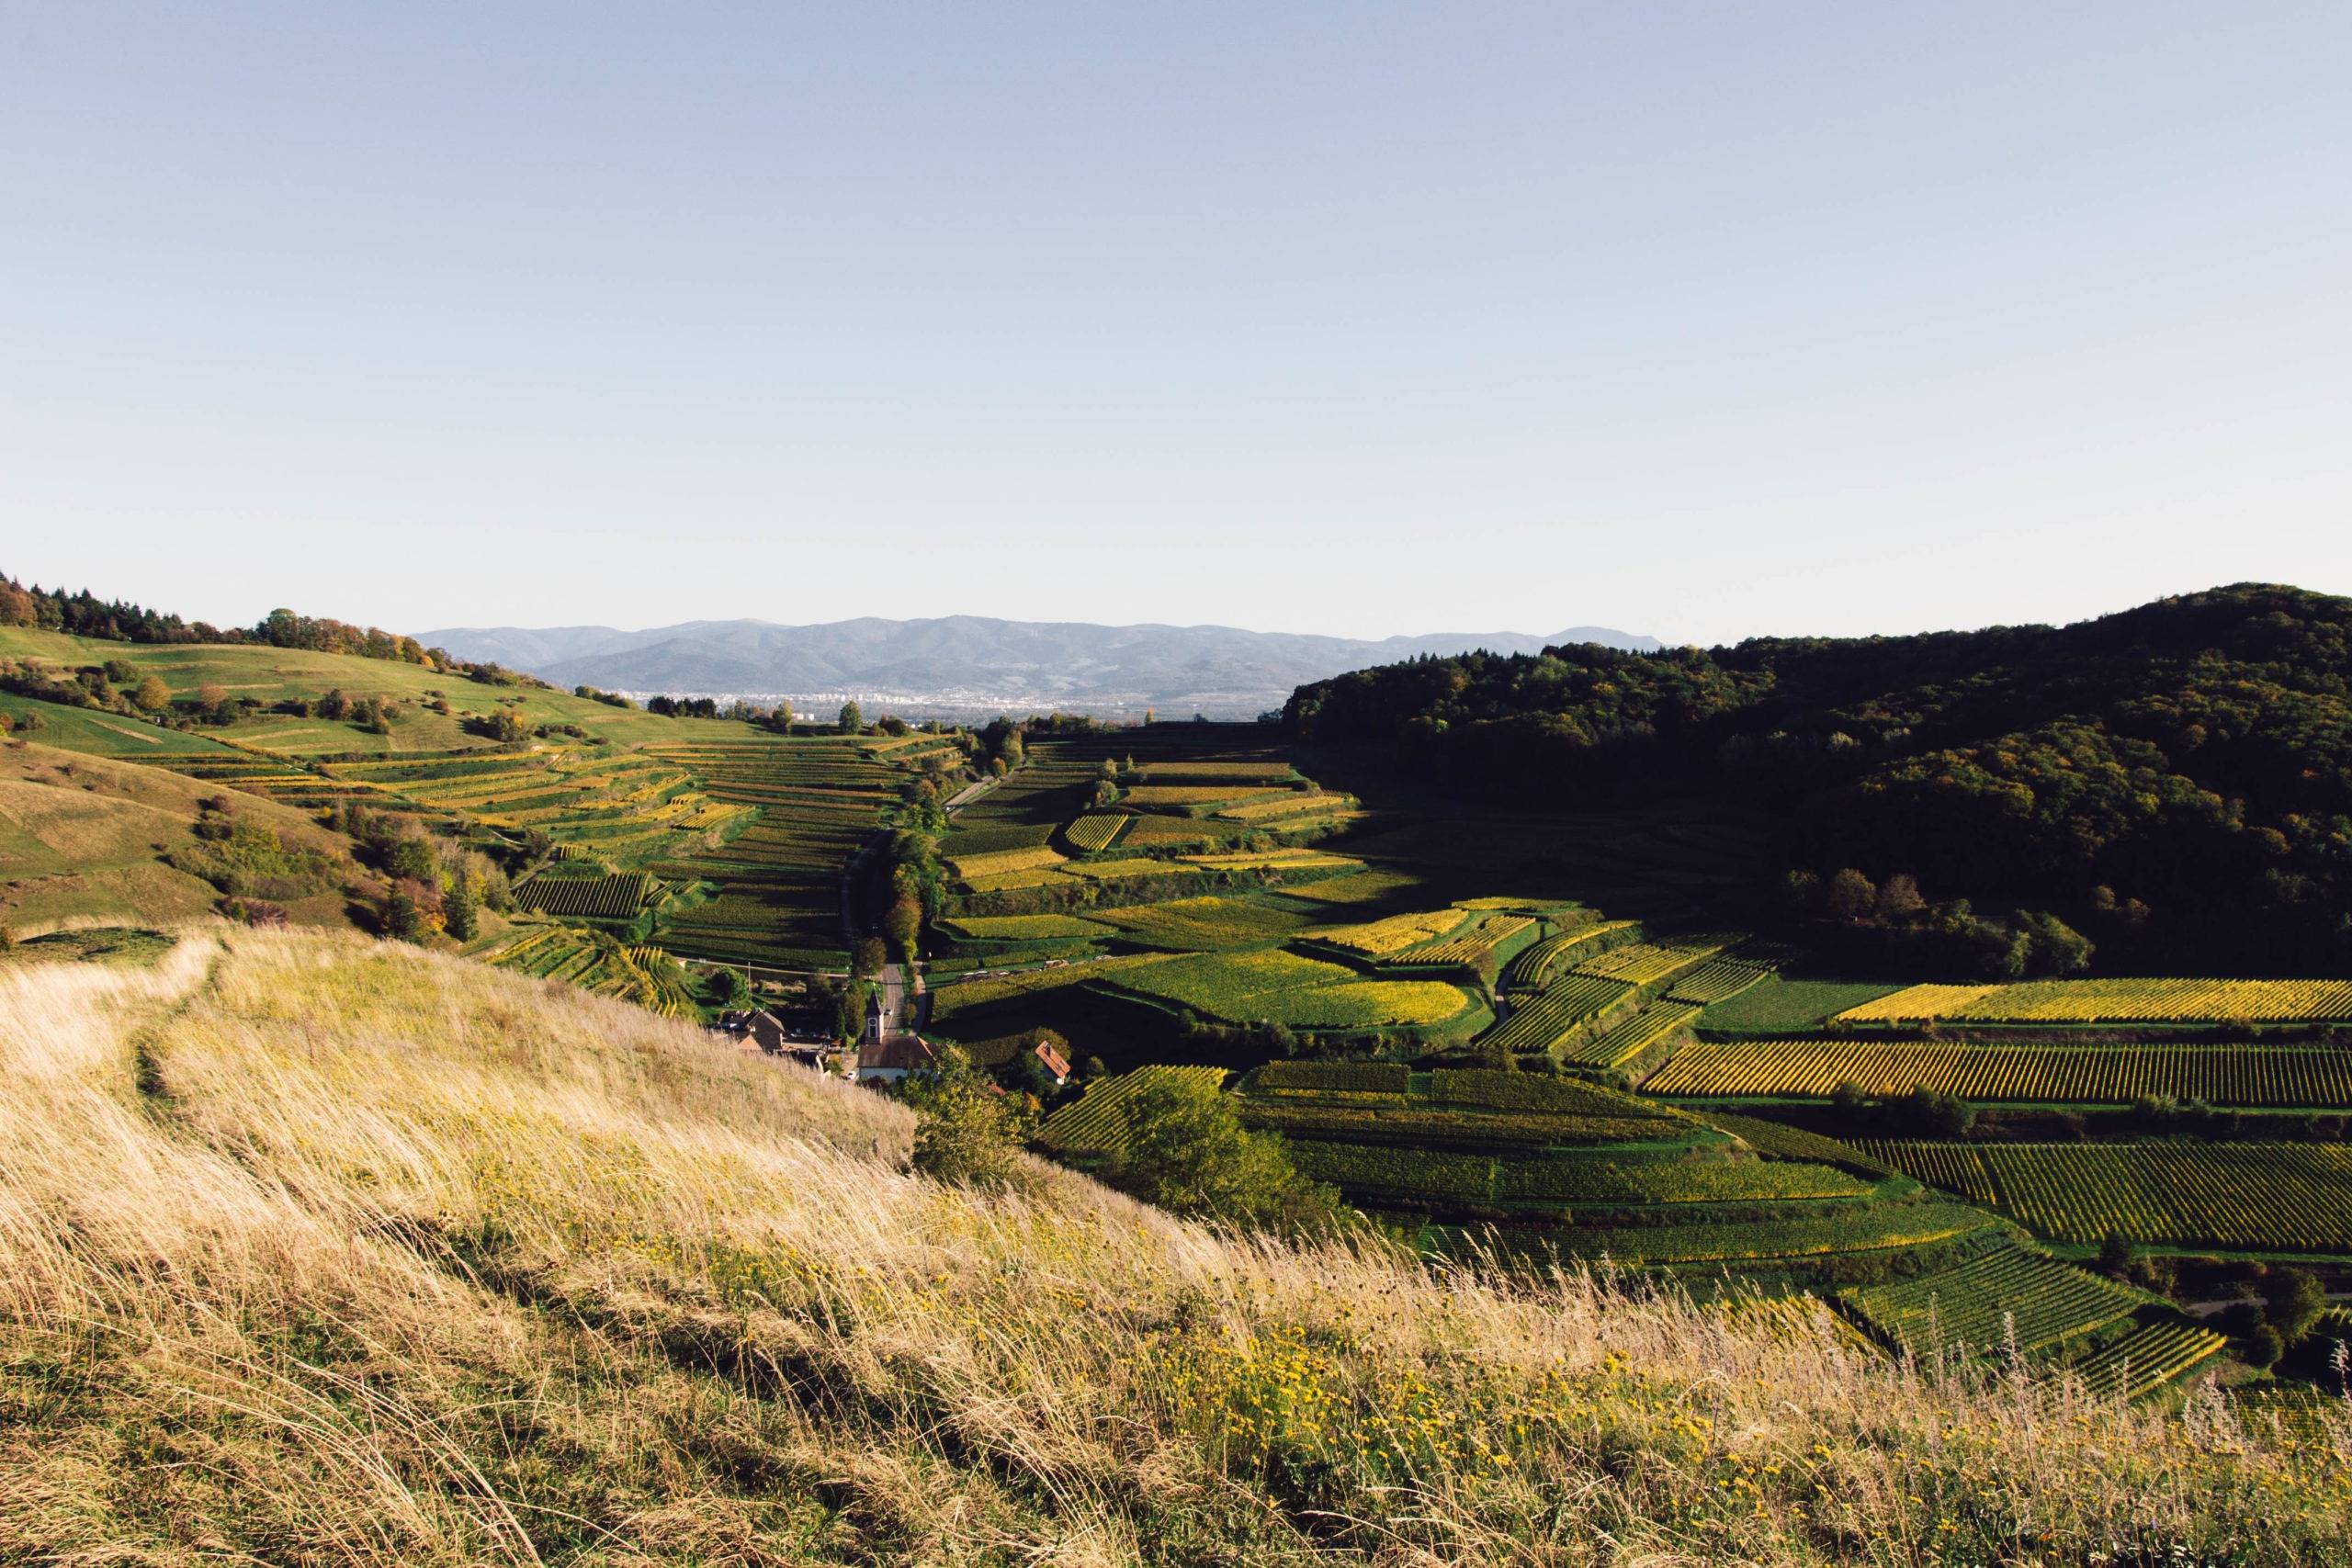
0,626,779,752
2,925,2343,1565
0,739,376,930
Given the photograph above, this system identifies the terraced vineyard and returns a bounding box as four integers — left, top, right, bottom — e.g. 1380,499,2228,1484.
1308,908,1471,958
1033,1064,1228,1155
1287,1140,1872,1206
1838,1247,2144,1359
1572,935,1736,987
1062,814,1129,852
514,870,661,921
1481,976,1635,1055
1080,896,1317,951
1645,1038,2352,1106
1214,791,1354,824
1839,978,2352,1026
1501,921,1638,993
1101,948,1474,1031
643,736,933,968
940,914,1106,942
1665,958,1772,1005
1120,784,1290,812
1561,1000,1701,1073
489,926,699,1016
322,748,736,865
1396,913,1535,969
1854,1141,2352,1252
1133,761,1296,783
2064,1321,2229,1400
1469,1203,2007,1269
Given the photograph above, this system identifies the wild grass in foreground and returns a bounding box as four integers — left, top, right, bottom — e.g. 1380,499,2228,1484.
3,927,2347,1564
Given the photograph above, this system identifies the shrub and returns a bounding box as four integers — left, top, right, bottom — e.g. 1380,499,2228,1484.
907,1067,1032,1190
704,966,751,1010
1102,1073,1340,1232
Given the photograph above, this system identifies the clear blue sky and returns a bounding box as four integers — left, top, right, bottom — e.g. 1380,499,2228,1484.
5,3,2347,644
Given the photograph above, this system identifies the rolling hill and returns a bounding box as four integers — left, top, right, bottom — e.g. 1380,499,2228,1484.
1285,583,2352,973
0,740,380,932
3,923,2334,1564
414,615,1661,716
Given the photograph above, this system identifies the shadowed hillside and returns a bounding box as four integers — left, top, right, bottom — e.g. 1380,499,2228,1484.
1288,584,2352,974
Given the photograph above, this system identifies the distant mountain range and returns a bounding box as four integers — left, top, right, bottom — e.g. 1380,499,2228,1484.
413,615,1662,718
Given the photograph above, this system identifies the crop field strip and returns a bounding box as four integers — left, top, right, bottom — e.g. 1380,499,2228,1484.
1665,959,1774,1005
1119,784,1295,813
1099,947,1473,1029
1308,908,1472,958
1562,1000,1702,1070
1571,934,1738,987
489,927,697,1016
1214,791,1351,822
1838,1247,2144,1359
1133,761,1296,782
1276,868,1425,907
1838,977,2352,1025
1396,914,1535,968
1852,1141,2352,1252
1285,1140,1874,1207
1644,1037,2352,1105
1115,815,1238,850
1179,848,1361,873
946,845,1070,882
940,913,1106,942
1481,976,1636,1055
2063,1322,2228,1400
1460,1202,2007,1268
939,823,1056,857
1239,1100,1690,1149
1078,896,1316,950
1696,1113,1901,1179
514,871,661,920
929,958,1159,1025
1062,814,1130,852
1501,921,1638,992
1236,1065,1697,1148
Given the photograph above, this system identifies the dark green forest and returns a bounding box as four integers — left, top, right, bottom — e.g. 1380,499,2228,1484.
1285,584,2352,976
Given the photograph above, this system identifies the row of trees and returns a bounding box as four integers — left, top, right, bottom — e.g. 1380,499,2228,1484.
1788,866,2093,979
2,571,542,689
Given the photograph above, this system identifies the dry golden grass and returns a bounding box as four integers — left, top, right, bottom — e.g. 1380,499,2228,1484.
3,926,2347,1564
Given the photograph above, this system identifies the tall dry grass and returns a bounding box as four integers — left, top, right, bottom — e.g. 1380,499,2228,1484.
2,924,2346,1564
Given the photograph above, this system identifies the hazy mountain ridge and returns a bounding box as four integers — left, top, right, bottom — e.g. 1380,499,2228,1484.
415,615,1661,714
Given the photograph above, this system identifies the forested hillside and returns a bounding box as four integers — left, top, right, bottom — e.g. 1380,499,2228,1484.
1286,584,2352,976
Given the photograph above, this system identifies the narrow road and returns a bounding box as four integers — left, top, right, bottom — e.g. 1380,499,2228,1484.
943,773,1001,814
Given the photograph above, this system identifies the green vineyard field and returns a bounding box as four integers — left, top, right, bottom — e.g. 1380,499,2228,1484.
1838,1247,2143,1359
1644,1038,2352,1106
1034,1065,1227,1155
1480,976,1634,1055
514,872,657,920
1839,978,2352,1026
1853,1141,2352,1252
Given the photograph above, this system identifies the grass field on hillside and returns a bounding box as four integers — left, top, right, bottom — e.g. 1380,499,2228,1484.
0,740,373,931
12,927,2338,1562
